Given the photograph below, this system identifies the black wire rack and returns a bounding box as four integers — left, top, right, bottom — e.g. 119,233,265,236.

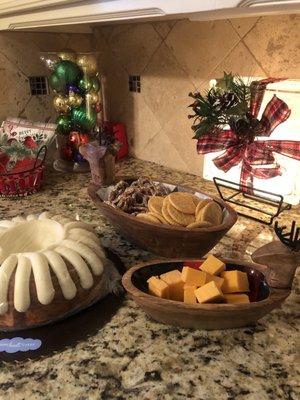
213,177,292,225
274,220,300,251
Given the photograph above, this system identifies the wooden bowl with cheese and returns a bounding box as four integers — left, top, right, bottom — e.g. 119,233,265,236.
122,256,290,330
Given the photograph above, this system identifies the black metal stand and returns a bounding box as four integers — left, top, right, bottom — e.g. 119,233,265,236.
213,177,292,225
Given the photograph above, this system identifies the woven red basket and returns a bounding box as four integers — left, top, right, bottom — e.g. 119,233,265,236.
0,146,47,197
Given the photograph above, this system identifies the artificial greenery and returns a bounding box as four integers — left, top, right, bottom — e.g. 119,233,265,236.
189,72,262,139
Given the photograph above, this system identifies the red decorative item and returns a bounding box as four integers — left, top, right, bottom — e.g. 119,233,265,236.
0,146,47,197
197,78,300,194
69,132,90,148
109,122,128,160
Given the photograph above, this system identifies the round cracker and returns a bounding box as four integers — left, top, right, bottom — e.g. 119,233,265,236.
197,202,223,226
148,196,164,214
147,211,167,224
168,192,198,215
136,213,161,224
187,221,213,229
162,197,180,226
195,199,213,221
167,202,195,226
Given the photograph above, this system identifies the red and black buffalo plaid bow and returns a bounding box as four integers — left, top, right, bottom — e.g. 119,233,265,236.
197,78,300,194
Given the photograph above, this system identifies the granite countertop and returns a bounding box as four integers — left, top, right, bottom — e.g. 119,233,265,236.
0,158,299,400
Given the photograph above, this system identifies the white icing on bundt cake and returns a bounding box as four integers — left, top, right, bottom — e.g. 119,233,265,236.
0,213,105,315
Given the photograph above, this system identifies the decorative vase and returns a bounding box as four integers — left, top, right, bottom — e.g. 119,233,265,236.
79,142,116,186
40,51,103,173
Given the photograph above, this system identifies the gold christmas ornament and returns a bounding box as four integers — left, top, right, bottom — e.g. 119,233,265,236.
85,91,99,105
53,94,70,113
68,91,83,108
58,50,77,63
76,54,98,74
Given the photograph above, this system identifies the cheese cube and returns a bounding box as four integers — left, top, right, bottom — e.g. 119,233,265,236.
160,270,184,301
200,255,226,276
206,273,224,289
183,285,197,304
221,270,249,293
224,294,250,304
182,266,207,287
194,281,224,304
147,276,170,299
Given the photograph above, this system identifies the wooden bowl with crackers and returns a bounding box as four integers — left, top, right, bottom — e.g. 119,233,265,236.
88,178,237,258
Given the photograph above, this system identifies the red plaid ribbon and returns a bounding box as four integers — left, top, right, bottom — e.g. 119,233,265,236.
197,79,300,194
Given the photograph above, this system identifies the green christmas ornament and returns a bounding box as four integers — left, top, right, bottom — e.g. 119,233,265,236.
78,76,94,93
53,60,82,89
49,72,65,92
90,75,100,92
71,105,97,132
56,114,72,135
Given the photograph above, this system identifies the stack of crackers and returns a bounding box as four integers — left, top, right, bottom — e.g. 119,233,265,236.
136,192,223,229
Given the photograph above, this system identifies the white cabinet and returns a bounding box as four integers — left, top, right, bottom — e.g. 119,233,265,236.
0,0,300,30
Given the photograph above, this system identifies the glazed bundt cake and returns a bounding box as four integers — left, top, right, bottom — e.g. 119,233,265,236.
0,212,108,330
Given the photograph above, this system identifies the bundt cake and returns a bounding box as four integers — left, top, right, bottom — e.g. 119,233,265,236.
0,212,108,331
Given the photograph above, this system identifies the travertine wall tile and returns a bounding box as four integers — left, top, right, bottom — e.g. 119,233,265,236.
106,23,162,75
243,14,300,78
165,19,240,88
0,53,30,120
0,31,93,123
142,43,194,128
230,17,259,38
114,92,161,158
94,14,300,176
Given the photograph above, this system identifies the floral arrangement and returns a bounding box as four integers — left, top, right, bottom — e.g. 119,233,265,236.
188,72,300,193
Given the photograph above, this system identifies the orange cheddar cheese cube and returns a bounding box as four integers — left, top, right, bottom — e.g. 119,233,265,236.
160,270,184,301
182,266,207,287
221,270,249,293
200,255,226,276
224,293,250,304
147,276,169,299
194,281,224,304
206,273,224,289
183,285,197,304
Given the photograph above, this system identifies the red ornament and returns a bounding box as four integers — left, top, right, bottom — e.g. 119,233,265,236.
69,132,90,148
61,145,73,161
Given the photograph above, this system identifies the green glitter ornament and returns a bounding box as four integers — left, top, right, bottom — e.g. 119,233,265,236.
78,76,93,93
49,72,65,92
52,60,82,91
71,105,97,132
56,114,72,135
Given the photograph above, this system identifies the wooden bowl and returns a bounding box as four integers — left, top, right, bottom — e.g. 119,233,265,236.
122,259,289,330
88,178,237,258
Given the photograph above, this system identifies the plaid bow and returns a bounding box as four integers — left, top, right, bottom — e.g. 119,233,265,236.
197,78,300,194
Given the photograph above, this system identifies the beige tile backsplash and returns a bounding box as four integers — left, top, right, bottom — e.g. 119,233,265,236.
94,14,300,176
0,14,299,177
0,31,93,124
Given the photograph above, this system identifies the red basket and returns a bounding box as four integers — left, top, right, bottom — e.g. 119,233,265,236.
0,146,47,197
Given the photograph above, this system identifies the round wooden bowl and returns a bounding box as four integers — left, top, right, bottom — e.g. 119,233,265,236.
88,178,237,258
122,259,290,330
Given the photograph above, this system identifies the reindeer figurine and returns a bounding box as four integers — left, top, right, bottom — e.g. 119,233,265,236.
252,221,300,290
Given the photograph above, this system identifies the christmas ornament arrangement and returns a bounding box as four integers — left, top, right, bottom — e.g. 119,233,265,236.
41,51,102,172
0,118,55,197
189,72,300,194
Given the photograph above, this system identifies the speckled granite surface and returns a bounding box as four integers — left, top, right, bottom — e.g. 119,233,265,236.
0,158,299,400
